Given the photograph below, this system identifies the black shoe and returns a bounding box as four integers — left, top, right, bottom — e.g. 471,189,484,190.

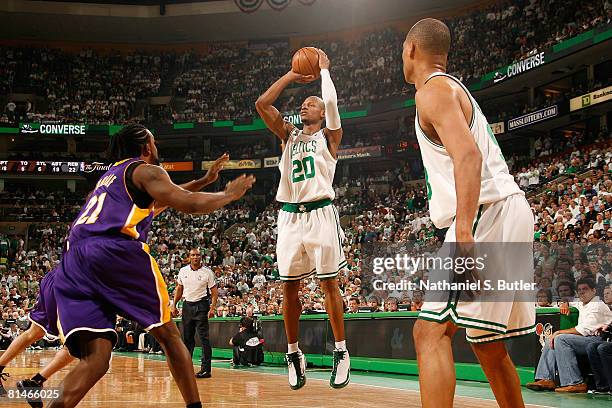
195,370,211,378
285,351,306,390
0,372,10,397
17,378,43,408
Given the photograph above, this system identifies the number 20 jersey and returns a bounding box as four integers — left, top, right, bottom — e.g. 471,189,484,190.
276,128,336,203
68,157,154,243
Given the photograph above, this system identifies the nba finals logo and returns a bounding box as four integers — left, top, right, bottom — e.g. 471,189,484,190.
535,323,553,350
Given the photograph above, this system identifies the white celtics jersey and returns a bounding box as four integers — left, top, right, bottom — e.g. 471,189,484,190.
276,127,336,203
415,72,522,229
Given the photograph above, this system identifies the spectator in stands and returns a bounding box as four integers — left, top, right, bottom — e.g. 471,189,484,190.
604,285,612,310
536,289,553,307
368,297,382,312
556,281,575,302
348,297,360,313
385,297,399,312
527,278,612,393
114,316,132,352
252,270,266,290
0,0,608,124
0,325,12,349
585,321,612,394
411,290,424,311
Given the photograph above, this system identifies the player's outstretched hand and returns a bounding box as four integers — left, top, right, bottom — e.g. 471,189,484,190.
204,152,229,184
225,174,256,200
286,70,316,84
316,49,330,70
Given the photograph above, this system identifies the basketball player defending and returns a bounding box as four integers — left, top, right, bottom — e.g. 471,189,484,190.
402,19,534,408
256,49,350,390
48,125,254,408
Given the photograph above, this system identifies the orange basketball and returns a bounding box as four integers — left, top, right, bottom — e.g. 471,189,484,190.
291,47,320,81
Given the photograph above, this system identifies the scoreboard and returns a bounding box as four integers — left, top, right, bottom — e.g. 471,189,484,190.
0,161,83,174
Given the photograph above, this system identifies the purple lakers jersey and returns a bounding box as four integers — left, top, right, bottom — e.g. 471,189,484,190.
68,158,154,243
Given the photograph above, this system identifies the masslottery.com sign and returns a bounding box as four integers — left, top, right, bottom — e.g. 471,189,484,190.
507,105,558,131
20,123,87,135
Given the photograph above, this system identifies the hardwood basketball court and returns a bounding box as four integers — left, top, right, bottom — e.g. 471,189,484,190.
2,350,609,407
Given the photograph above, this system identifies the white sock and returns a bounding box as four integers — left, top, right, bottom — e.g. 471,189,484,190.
335,340,346,351
288,342,299,353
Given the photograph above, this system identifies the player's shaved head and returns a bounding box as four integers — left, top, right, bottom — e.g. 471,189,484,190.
406,18,451,55
304,96,324,110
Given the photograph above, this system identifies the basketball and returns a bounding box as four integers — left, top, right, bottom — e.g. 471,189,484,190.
291,47,320,80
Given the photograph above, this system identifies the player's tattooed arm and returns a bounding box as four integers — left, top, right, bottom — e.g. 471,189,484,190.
416,79,481,242
133,163,255,215
256,71,313,145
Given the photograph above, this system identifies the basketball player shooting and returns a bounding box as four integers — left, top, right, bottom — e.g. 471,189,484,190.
255,48,350,390
402,19,535,408
48,125,255,408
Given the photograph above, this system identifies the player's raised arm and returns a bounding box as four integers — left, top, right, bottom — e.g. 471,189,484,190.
153,153,229,216
417,80,481,242
255,71,314,143
318,49,343,158
133,163,255,215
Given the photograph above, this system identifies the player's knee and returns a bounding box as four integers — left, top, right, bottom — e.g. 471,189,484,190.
471,341,507,363
283,280,300,297
91,358,111,378
413,320,444,353
320,278,338,294
151,323,181,346
27,325,45,342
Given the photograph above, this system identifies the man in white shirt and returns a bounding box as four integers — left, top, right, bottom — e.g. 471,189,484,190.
592,213,605,232
528,169,540,188
518,168,529,189
246,230,257,245
172,248,218,379
236,279,250,294
527,277,612,393
222,251,236,267
252,270,266,290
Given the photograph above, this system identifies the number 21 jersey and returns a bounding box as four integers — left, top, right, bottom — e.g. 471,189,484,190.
68,157,154,243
